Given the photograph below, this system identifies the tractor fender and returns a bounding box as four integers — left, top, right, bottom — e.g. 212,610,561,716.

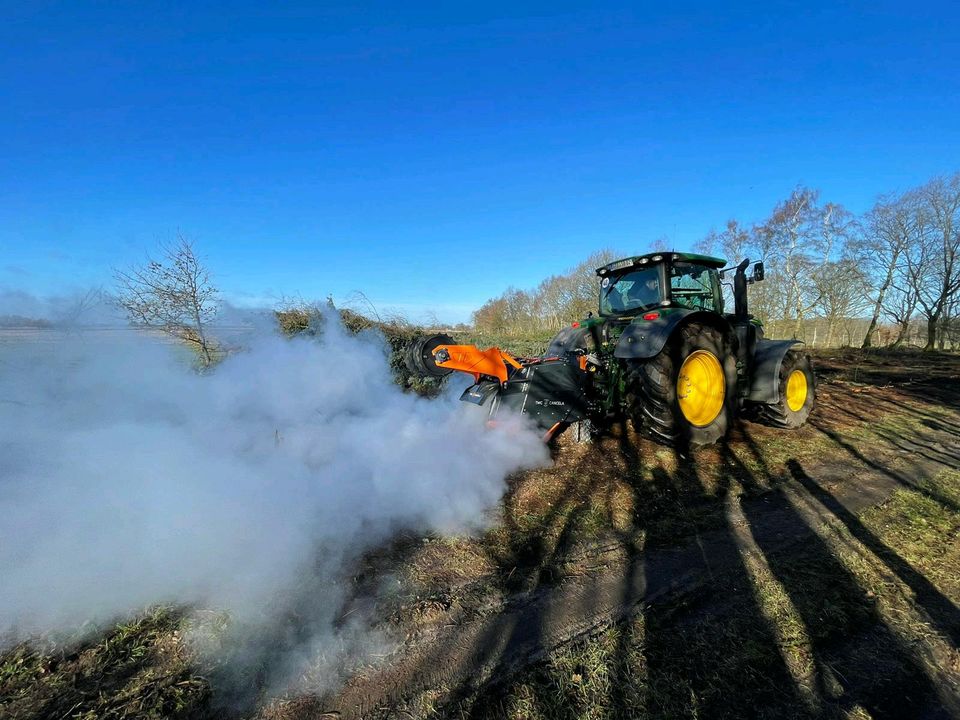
747,339,802,403
613,309,734,359
544,324,592,357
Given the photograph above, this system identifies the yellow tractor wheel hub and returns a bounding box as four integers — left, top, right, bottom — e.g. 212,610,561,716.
676,350,725,427
786,369,808,412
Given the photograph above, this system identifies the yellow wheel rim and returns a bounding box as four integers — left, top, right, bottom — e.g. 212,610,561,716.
677,350,725,427
786,369,808,412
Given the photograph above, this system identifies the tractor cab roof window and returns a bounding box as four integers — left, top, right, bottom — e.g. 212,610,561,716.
670,263,722,312
600,267,661,316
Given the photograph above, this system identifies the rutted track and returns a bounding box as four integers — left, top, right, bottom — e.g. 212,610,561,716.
269,424,960,720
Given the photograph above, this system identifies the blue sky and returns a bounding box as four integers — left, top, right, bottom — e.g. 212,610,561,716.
2,2,959,323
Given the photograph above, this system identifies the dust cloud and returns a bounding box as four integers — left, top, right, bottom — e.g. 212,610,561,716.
0,303,549,700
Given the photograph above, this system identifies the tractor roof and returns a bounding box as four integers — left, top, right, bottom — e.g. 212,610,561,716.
595,251,726,276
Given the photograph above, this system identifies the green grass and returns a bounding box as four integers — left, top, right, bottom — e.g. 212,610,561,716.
851,469,960,609
0,608,210,720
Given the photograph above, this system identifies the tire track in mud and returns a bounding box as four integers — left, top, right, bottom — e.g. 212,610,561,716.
268,432,960,720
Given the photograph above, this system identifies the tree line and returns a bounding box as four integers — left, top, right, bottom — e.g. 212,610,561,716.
471,249,620,337
472,172,960,350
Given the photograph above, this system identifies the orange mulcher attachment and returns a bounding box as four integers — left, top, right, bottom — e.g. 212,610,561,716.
431,344,522,382
404,333,592,442
404,333,525,383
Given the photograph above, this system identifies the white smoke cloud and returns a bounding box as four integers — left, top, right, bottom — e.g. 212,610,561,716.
0,310,549,701
0,288,120,327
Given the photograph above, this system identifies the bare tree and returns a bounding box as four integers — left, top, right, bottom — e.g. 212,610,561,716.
696,219,752,261
751,188,855,338
813,258,871,346
471,249,619,334
914,174,960,349
471,295,509,333
532,274,570,331
701,190,854,339
696,219,783,321
944,292,960,349
690,172,960,349
855,193,916,347
649,235,671,252
564,249,620,319
879,265,919,347
114,236,221,364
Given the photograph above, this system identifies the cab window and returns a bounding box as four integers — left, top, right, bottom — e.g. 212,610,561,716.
670,263,722,312
599,268,661,316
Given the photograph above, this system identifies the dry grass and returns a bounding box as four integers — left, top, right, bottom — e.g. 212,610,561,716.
455,468,960,720
2,346,958,719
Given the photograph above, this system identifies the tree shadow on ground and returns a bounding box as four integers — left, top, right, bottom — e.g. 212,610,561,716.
807,412,960,516
437,426,808,720
424,413,959,720
446,422,639,718
736,428,955,719
633,435,808,720
785,458,960,647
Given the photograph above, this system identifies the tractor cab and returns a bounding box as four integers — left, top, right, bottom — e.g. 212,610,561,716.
596,253,726,318
592,252,779,410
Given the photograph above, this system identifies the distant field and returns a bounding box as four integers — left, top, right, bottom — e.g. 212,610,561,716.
0,326,263,354
0,326,167,344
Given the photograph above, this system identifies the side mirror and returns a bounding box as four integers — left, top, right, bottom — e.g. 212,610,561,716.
752,262,764,282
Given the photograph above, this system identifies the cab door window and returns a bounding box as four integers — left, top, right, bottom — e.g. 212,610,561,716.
670,264,721,312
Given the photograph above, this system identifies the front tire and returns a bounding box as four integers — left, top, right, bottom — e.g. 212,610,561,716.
626,323,737,447
758,350,815,428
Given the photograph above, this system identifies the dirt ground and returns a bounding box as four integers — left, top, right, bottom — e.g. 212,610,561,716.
2,348,959,720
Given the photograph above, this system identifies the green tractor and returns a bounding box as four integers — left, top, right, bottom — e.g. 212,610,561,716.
406,252,815,447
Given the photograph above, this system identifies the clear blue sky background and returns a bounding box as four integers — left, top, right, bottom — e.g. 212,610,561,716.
2,2,959,322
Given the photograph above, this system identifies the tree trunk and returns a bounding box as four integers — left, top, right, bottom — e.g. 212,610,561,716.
891,319,910,347
924,314,938,351
193,310,212,365
862,259,897,348
861,314,879,348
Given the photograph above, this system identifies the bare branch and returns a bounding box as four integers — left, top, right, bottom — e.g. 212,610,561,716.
113,237,221,364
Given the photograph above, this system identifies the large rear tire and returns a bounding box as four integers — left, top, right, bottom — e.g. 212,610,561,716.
626,323,737,447
757,350,815,428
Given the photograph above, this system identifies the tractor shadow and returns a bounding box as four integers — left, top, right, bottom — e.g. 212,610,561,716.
623,435,809,719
